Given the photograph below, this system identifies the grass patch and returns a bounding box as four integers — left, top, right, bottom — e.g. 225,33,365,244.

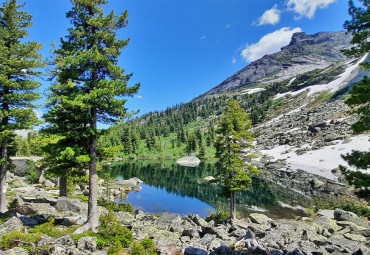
97,200,134,213
69,194,88,202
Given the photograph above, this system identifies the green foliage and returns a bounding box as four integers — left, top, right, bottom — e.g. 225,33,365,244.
0,0,44,210
340,165,370,201
0,232,42,250
310,196,370,217
215,100,260,194
342,0,370,70
205,207,230,223
345,77,370,133
7,198,19,209
29,218,77,238
69,194,89,202
214,100,260,219
95,211,133,249
72,211,134,250
108,240,123,255
131,239,158,255
140,238,155,249
340,1,370,201
0,215,10,225
26,161,39,184
98,200,134,213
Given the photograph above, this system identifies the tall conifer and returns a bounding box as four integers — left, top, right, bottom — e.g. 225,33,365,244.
49,0,139,231
214,100,260,220
0,0,44,212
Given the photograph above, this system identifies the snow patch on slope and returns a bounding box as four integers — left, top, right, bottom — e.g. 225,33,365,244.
260,135,370,180
274,55,368,100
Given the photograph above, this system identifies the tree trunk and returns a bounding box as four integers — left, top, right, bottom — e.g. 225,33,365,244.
230,191,237,221
87,107,98,231
59,177,68,197
0,138,8,212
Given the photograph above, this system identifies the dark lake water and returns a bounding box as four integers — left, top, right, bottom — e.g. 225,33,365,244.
101,160,310,219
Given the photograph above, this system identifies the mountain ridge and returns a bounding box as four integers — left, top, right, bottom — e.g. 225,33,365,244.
198,31,352,99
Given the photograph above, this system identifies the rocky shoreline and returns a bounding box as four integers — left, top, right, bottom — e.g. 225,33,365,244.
0,168,369,255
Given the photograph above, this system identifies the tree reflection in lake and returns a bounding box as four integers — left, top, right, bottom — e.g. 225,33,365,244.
101,161,310,218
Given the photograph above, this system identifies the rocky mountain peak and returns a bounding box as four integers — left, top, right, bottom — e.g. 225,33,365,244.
199,31,352,99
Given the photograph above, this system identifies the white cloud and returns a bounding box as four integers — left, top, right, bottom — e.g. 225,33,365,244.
200,35,206,40
34,110,43,119
257,4,281,25
232,57,236,64
136,95,143,99
241,27,302,62
225,23,232,29
287,0,336,19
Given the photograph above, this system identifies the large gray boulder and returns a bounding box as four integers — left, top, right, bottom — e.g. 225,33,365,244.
334,209,369,228
0,216,23,238
176,156,201,167
78,236,97,252
55,197,87,214
15,203,37,215
155,212,181,230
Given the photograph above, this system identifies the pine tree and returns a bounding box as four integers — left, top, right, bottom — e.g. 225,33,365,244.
214,100,260,220
49,0,139,232
0,0,44,212
42,80,91,197
340,0,370,200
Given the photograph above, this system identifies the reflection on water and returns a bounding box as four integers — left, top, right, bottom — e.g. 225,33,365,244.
102,161,310,219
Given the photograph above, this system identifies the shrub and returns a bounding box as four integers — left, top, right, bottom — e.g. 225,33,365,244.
29,218,77,238
310,196,370,217
98,200,134,213
0,232,42,250
26,161,39,184
7,199,19,209
205,207,230,223
131,240,158,255
72,211,134,250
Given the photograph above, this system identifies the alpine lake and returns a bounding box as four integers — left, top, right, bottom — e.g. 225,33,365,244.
100,160,313,219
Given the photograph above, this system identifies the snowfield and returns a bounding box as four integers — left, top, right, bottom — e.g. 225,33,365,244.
260,134,370,180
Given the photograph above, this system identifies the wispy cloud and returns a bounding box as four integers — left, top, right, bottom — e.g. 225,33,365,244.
200,35,206,40
136,95,143,99
34,109,43,119
287,0,337,19
225,23,232,29
232,57,236,64
256,4,281,25
241,27,302,62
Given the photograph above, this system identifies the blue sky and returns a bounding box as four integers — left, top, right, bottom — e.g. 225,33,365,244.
3,0,351,126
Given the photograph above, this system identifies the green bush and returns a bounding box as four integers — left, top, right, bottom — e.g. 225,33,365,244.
98,200,134,213
131,240,158,255
205,207,230,223
140,238,155,249
0,232,42,250
108,240,123,255
29,218,77,238
310,196,370,217
7,199,19,209
72,211,134,250
26,161,39,184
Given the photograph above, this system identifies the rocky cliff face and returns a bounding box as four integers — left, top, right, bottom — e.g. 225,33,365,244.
201,31,352,98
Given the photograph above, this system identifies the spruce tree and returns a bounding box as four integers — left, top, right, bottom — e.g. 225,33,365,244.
49,0,139,232
340,0,370,200
214,100,260,220
0,0,44,212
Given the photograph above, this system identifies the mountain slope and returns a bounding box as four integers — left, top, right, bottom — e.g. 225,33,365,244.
200,31,352,98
